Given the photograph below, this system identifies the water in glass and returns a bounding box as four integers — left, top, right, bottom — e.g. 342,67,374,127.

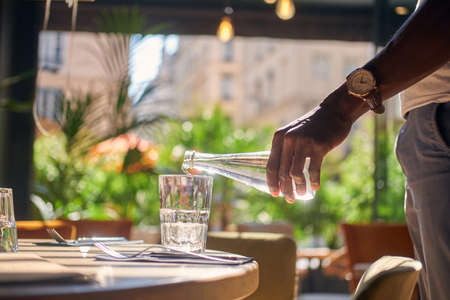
0,188,18,252
0,218,17,252
160,208,209,252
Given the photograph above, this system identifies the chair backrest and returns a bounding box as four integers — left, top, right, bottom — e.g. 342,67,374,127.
67,219,133,239
340,223,415,292
352,256,422,300
16,220,77,240
207,231,297,300
237,222,294,240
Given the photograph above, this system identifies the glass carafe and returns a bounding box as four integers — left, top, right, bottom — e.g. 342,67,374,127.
182,150,314,201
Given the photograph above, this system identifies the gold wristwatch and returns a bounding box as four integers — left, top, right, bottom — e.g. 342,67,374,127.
346,68,385,114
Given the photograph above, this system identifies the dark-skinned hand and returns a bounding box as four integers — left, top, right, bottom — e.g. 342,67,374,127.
266,84,364,203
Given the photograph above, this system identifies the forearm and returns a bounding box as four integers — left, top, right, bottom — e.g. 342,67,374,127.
365,0,450,100
322,0,450,123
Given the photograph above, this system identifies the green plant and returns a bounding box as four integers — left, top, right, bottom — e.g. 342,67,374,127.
33,8,166,221
311,116,406,247
153,105,275,229
34,132,161,222
231,116,406,247
0,71,35,112
34,133,106,219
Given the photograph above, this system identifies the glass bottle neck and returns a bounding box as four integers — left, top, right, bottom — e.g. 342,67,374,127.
183,151,270,170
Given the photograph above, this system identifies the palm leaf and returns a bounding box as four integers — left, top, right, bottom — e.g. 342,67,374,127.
0,70,35,92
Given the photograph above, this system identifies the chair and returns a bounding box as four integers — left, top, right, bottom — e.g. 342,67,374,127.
237,222,295,240
16,220,77,240
322,247,351,281
66,219,133,239
352,256,422,300
130,225,161,244
340,223,415,292
207,231,297,300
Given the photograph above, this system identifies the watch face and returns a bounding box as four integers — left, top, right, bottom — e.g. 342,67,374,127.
347,69,376,95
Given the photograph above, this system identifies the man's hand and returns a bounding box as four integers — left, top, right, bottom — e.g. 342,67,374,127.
266,84,364,203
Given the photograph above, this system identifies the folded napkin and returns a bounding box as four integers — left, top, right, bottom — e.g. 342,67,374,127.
0,253,93,283
95,252,253,265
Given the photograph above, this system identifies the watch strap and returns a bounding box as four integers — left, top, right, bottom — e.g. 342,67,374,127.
365,89,385,114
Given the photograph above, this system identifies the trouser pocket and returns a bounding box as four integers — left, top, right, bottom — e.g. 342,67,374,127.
434,102,450,148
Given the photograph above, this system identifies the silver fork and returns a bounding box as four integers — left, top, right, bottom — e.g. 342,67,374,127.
95,242,154,258
46,228,143,246
94,242,249,264
46,228,75,245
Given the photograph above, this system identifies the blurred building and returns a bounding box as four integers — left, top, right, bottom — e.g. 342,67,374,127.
158,36,375,126
38,32,401,129
36,31,113,123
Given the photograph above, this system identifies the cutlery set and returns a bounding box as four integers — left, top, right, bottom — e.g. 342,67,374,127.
94,241,253,265
43,228,143,246
45,228,252,265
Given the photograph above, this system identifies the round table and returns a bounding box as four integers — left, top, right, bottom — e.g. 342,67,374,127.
0,240,258,300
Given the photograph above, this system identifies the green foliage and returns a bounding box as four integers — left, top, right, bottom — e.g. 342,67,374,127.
232,116,406,247
310,117,406,247
377,121,406,221
33,7,166,221
33,133,160,222
0,70,35,112
33,134,105,219
153,106,274,227
34,99,407,244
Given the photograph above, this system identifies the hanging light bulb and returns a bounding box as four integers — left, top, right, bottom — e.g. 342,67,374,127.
217,7,234,43
217,16,234,42
264,0,276,4
276,0,296,20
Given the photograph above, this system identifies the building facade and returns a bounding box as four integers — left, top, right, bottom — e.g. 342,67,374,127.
36,31,114,122
37,32,400,129
160,36,376,126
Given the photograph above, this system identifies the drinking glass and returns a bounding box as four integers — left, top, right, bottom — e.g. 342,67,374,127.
0,188,18,252
159,175,213,253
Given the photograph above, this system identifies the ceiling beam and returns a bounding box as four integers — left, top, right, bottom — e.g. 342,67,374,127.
43,2,373,41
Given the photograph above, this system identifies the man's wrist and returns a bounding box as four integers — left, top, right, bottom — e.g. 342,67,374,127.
321,83,369,124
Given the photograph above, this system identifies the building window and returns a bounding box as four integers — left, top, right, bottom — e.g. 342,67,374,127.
312,53,330,80
39,32,63,72
221,74,233,100
223,41,234,62
36,87,63,120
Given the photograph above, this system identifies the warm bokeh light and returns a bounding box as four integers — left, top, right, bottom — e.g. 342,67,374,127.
264,0,277,4
88,133,158,174
217,16,234,42
395,6,409,15
276,0,296,20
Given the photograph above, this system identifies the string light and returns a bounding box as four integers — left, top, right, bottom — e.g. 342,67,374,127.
276,0,296,20
264,0,277,4
395,6,409,15
217,6,234,42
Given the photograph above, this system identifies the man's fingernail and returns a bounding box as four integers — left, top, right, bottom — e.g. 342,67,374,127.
269,187,279,197
285,196,295,204
296,184,306,195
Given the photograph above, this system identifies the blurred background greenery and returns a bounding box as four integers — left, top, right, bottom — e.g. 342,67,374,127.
33,103,405,248
31,6,406,249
